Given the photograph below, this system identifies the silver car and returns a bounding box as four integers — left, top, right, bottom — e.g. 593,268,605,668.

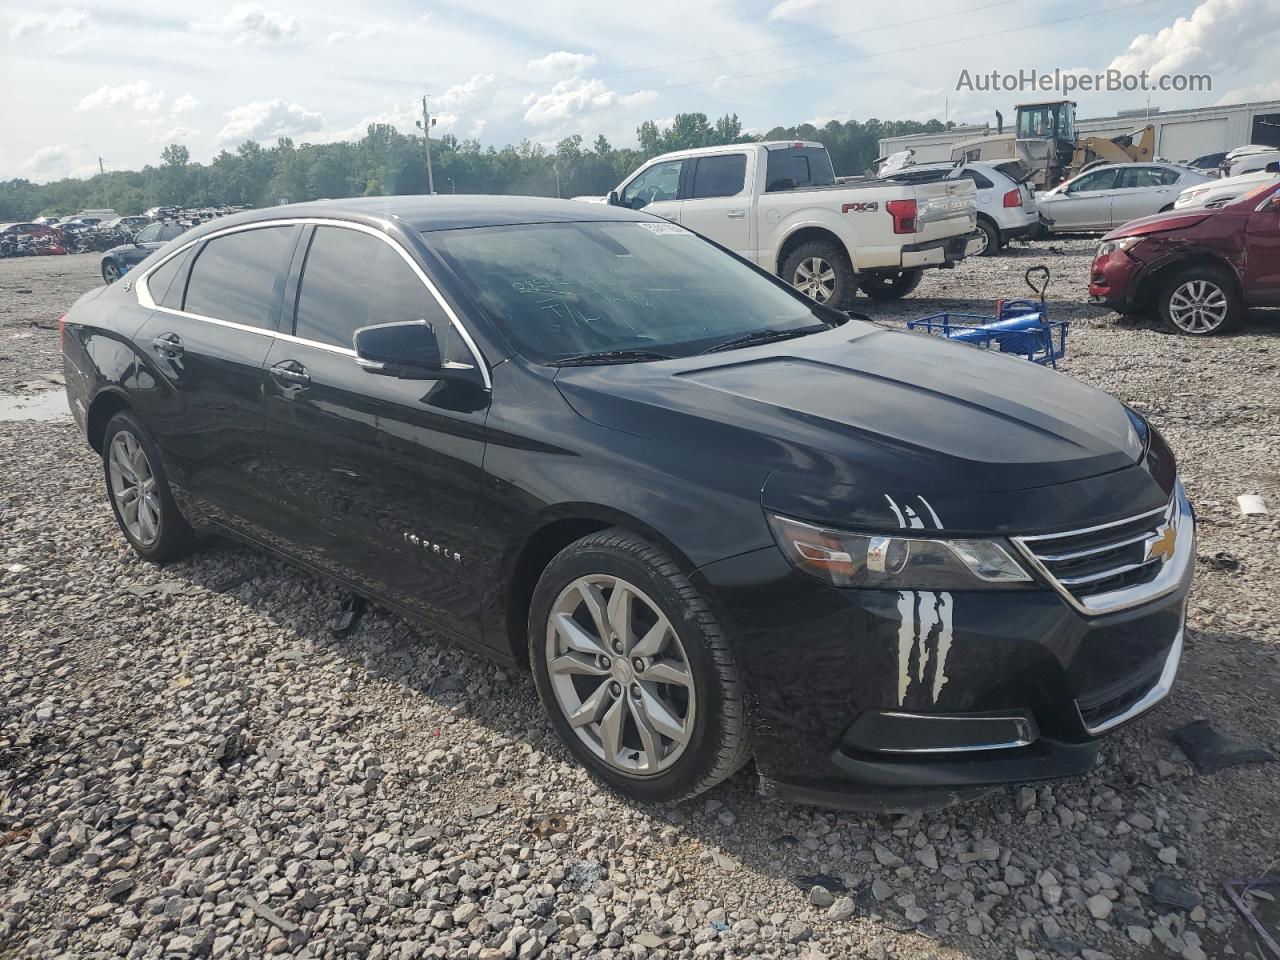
1036,163,1214,232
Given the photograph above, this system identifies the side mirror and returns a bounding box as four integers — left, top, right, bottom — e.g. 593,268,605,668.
353,320,479,383
606,190,621,206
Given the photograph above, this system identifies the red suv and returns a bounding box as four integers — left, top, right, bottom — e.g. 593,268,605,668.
1089,179,1280,335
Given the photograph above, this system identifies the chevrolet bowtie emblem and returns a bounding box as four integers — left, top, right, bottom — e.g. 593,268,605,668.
1145,524,1177,563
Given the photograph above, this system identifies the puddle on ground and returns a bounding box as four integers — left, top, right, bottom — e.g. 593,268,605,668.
0,389,69,422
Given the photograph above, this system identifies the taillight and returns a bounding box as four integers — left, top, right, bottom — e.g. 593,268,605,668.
1003,188,1021,207
885,199,917,234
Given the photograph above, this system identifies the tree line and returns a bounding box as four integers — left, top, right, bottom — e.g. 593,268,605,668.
0,112,951,220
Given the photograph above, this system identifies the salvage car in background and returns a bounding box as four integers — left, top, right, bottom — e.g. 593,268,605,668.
1037,163,1214,232
61,196,1193,809
100,221,189,283
1090,179,1280,335
602,141,981,305
1174,166,1280,209
875,159,1040,255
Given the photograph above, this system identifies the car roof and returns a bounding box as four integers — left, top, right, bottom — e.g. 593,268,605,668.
182,195,661,234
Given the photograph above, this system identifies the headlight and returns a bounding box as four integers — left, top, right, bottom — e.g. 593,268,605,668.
767,514,1033,589
1096,236,1142,257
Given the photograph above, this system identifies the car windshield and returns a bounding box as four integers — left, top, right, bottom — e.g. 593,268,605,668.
425,220,827,363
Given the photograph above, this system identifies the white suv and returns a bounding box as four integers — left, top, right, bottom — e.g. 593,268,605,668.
878,160,1040,255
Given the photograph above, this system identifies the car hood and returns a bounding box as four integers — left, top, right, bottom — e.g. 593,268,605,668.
1102,209,1213,240
555,322,1154,533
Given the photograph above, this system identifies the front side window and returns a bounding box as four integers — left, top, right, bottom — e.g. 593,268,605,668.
293,226,450,350
135,223,162,243
621,160,684,209
1068,169,1118,193
689,154,747,199
426,221,825,364
183,226,296,329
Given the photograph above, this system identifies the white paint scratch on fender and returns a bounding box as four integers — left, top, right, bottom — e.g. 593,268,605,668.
885,494,955,707
931,591,954,702
896,590,915,704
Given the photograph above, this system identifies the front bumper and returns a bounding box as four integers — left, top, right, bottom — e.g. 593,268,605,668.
900,231,983,269
695,492,1193,810
1088,247,1145,311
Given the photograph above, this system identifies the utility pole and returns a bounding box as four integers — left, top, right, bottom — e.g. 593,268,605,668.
98,157,107,207
416,95,436,195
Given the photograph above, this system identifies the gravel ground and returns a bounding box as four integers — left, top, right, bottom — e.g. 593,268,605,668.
1,246,1278,960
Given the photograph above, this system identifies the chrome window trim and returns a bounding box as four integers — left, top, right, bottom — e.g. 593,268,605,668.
1076,624,1183,736
871,712,1036,754
135,216,491,387
1012,482,1194,616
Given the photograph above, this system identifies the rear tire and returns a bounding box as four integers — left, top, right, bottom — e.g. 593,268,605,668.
102,411,197,563
975,218,1000,256
528,529,751,804
102,260,120,284
1158,265,1241,336
860,268,924,300
780,240,858,311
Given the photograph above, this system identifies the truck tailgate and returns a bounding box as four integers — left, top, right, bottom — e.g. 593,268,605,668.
912,178,978,241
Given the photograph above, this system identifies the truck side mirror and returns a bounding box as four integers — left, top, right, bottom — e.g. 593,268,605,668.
606,190,621,207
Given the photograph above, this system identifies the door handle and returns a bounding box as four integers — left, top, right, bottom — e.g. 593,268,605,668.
153,333,183,357
727,209,746,219
270,360,311,386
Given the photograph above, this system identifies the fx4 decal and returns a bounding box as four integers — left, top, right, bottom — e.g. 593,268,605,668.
841,201,879,213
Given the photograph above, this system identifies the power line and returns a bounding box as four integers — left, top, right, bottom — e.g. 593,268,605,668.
463,0,1173,122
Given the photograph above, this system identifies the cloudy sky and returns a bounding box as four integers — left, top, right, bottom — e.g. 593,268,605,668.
2,0,1278,181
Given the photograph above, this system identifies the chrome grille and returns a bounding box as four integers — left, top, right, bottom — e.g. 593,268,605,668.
1013,484,1193,615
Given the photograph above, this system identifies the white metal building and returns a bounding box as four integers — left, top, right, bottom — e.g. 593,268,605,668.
878,99,1280,164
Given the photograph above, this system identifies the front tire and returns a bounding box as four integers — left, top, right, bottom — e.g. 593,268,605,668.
780,240,858,310
529,529,751,804
1158,265,1241,336
860,268,924,300
102,411,197,563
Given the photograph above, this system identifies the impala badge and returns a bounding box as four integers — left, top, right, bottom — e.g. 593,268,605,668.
403,532,462,562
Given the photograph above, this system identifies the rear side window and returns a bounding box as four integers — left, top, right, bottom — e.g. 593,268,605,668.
764,148,836,191
184,226,297,329
690,154,747,199
146,247,193,309
293,226,451,351
135,223,163,243
1118,166,1180,188
961,169,995,190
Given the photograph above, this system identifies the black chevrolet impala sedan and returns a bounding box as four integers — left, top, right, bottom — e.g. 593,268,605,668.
60,196,1194,809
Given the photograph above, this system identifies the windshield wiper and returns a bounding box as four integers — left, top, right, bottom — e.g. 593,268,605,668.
551,349,675,367
699,325,824,355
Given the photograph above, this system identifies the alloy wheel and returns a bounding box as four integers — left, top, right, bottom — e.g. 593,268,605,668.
1167,279,1229,334
108,430,162,546
793,256,836,303
103,262,119,283
545,575,696,776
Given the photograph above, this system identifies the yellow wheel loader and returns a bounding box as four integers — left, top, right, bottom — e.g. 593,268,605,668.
951,100,1155,189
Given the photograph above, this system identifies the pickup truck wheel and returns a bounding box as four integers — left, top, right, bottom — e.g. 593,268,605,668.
781,241,856,310
860,268,924,301
529,529,751,804
1159,265,1242,336
974,218,1000,256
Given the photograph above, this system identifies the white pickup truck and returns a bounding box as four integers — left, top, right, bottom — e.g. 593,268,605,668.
601,141,981,306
